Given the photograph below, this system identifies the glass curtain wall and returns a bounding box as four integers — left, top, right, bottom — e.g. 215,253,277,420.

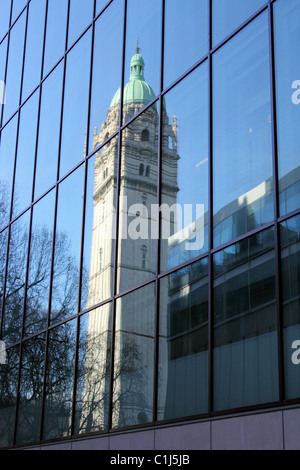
0,0,299,448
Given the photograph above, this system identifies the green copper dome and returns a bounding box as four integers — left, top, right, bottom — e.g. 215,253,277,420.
109,46,156,109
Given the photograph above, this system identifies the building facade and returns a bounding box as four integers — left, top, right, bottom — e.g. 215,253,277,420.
0,0,300,450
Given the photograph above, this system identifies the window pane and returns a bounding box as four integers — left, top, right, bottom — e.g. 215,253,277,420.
112,283,156,428
74,303,112,435
0,115,18,229
163,0,208,88
122,0,161,125
81,137,118,311
0,345,19,448
274,0,300,216
15,334,45,445
12,90,39,218
88,0,124,154
96,0,110,16
280,214,300,400
25,189,55,336
0,37,8,98
0,228,8,311
0,0,11,41
42,319,76,440
160,63,208,273
11,0,27,24
50,167,84,324
158,258,208,421
2,210,30,345
2,11,26,125
21,0,46,101
59,29,91,178
68,0,94,48
213,228,278,411
34,62,63,200
212,0,266,47
43,0,68,77
117,105,158,295
213,13,273,247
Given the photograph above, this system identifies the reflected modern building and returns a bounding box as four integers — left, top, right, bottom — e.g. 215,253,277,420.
0,0,300,451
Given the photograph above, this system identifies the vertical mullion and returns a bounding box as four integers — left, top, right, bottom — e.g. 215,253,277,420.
153,0,165,425
268,1,284,403
208,0,214,416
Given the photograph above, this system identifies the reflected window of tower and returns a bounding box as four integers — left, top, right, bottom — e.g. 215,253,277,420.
139,163,144,175
141,129,149,141
146,165,150,177
141,245,147,268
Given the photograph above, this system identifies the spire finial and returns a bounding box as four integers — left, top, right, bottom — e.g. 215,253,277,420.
135,39,140,54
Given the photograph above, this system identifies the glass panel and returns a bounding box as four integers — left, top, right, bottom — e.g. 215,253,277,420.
88,0,124,154
0,345,19,448
0,38,8,102
2,11,26,125
163,0,208,88
280,214,300,400
50,167,84,324
274,0,300,216
43,0,68,77
34,62,63,200
0,115,18,230
213,227,278,411
2,210,30,345
213,13,273,247
59,29,92,178
160,62,208,273
25,189,55,336
96,0,110,16
15,334,45,445
212,0,266,47
0,228,8,312
122,0,161,124
81,137,118,311
12,90,39,218
112,283,156,428
42,319,76,440
117,105,158,295
74,303,112,435
68,0,94,48
158,258,208,421
11,0,27,24
0,0,11,41
21,0,46,101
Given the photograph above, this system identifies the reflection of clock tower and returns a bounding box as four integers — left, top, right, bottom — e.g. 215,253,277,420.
83,46,180,430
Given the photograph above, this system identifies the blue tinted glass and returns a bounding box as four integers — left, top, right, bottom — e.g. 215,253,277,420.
164,0,208,88
34,62,63,199
59,29,92,177
274,0,300,216
2,12,26,125
0,0,11,41
0,115,18,229
22,0,46,101
12,90,39,218
212,0,266,47
213,12,273,247
68,0,94,47
11,0,27,24
43,0,68,77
